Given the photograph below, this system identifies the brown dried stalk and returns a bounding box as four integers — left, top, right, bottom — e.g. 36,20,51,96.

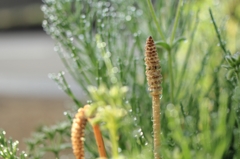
71,105,107,159
92,124,107,157
144,36,162,159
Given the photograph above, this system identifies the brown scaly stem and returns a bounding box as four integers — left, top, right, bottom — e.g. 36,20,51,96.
145,36,162,159
71,105,107,159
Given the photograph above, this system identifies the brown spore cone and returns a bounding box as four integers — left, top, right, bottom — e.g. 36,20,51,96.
144,36,162,95
71,107,88,159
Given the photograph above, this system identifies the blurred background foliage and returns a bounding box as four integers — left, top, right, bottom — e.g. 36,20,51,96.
0,0,240,158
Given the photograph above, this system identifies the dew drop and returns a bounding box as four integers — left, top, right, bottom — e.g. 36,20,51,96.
136,10,143,16
105,51,111,57
125,15,132,21
118,147,122,152
41,5,47,12
112,67,118,73
87,100,92,104
80,137,85,141
78,34,84,40
110,77,117,83
66,30,72,38
53,46,59,52
167,104,174,111
42,20,48,27
130,6,136,12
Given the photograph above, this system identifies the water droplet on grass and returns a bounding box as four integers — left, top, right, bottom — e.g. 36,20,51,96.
87,100,92,104
54,46,61,52
112,67,118,73
118,147,122,152
125,15,131,21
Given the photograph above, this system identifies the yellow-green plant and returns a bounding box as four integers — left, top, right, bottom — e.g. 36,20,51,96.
87,85,129,158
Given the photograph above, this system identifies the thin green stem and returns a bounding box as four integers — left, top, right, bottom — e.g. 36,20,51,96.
146,0,166,42
108,122,119,158
236,72,240,84
209,9,230,55
170,0,183,44
175,13,199,100
167,0,183,103
61,73,81,107
168,50,174,103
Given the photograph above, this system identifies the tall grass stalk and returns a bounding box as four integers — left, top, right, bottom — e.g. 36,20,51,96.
146,0,166,42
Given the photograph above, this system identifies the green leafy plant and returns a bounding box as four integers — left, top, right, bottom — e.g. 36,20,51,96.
0,130,28,159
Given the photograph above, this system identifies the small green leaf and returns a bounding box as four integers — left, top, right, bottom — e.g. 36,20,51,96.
226,69,235,81
155,41,171,51
172,37,186,48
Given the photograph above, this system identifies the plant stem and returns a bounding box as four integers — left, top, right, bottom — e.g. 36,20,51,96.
168,0,183,103
175,13,199,100
61,73,81,107
236,72,240,84
92,125,107,158
145,37,162,159
152,94,161,159
146,0,166,42
170,0,183,45
209,9,230,55
168,50,174,103
109,122,119,158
